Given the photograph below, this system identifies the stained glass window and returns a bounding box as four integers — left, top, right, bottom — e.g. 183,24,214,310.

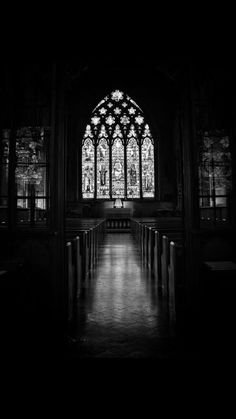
15,127,49,225
127,131,140,198
112,138,125,198
0,126,49,226
0,129,10,224
97,138,110,198
82,137,94,199
142,135,155,198
198,129,232,224
82,90,156,199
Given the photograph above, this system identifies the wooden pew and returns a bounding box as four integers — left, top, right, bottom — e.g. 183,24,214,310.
66,241,75,326
130,218,184,299
146,225,181,273
65,218,105,331
132,219,181,265
0,257,29,353
66,236,83,322
200,236,236,351
66,218,106,281
66,229,89,282
131,217,180,252
161,233,184,296
149,225,183,285
168,241,184,325
72,236,82,299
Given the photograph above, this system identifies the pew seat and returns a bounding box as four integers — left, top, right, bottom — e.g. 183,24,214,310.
0,270,7,277
204,260,236,271
202,260,236,288
168,241,185,325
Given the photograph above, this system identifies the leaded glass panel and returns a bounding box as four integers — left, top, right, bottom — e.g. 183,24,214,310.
127,137,140,198
97,138,110,198
198,130,232,223
13,127,49,225
0,129,10,224
16,127,46,164
0,129,10,197
15,128,47,200
142,137,155,197
82,138,94,198
16,165,47,197
112,138,125,198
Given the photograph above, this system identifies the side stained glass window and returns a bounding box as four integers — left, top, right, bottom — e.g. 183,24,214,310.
81,90,156,199
15,127,49,225
198,129,232,224
0,129,10,225
0,127,49,227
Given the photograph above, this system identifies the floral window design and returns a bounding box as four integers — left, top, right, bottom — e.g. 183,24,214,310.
82,90,156,199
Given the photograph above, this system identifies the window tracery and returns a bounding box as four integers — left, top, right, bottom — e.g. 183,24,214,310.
82,90,155,199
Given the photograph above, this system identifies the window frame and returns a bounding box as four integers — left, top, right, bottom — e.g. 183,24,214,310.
198,129,232,226
0,126,50,228
81,90,156,201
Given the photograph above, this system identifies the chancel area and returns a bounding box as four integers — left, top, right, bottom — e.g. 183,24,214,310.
0,56,236,361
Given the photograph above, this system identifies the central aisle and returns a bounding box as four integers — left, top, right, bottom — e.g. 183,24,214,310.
66,233,198,359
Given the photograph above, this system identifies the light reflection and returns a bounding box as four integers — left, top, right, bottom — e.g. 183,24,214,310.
84,235,159,328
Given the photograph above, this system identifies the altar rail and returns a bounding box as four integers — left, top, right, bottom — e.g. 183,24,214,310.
105,208,131,232
106,218,130,231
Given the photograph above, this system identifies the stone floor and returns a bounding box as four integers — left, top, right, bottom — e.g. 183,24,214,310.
65,233,201,360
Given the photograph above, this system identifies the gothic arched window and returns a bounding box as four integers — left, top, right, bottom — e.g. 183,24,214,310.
82,90,155,199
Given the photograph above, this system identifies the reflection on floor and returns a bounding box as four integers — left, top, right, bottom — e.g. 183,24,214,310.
65,233,200,359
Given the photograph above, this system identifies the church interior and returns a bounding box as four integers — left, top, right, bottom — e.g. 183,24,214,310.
0,54,236,363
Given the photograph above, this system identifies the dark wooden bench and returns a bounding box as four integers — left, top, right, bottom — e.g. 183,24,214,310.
200,258,236,351
142,223,182,281
161,233,184,296
168,241,184,325
66,218,106,278
66,241,74,325
149,225,182,274
130,217,182,267
65,218,105,328
130,219,185,323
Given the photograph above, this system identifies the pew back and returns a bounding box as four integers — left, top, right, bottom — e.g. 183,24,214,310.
168,241,184,324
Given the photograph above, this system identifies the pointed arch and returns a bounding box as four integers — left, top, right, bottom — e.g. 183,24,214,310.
82,90,156,199
97,137,110,198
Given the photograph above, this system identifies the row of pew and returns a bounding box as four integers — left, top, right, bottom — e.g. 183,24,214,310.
65,218,106,327
130,217,185,323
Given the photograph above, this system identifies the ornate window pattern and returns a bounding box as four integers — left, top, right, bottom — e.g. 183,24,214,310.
82,90,155,199
198,129,232,224
0,129,10,225
97,137,110,198
82,137,94,199
15,127,49,225
0,127,49,226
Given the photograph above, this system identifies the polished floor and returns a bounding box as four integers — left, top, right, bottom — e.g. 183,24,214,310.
65,233,200,359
